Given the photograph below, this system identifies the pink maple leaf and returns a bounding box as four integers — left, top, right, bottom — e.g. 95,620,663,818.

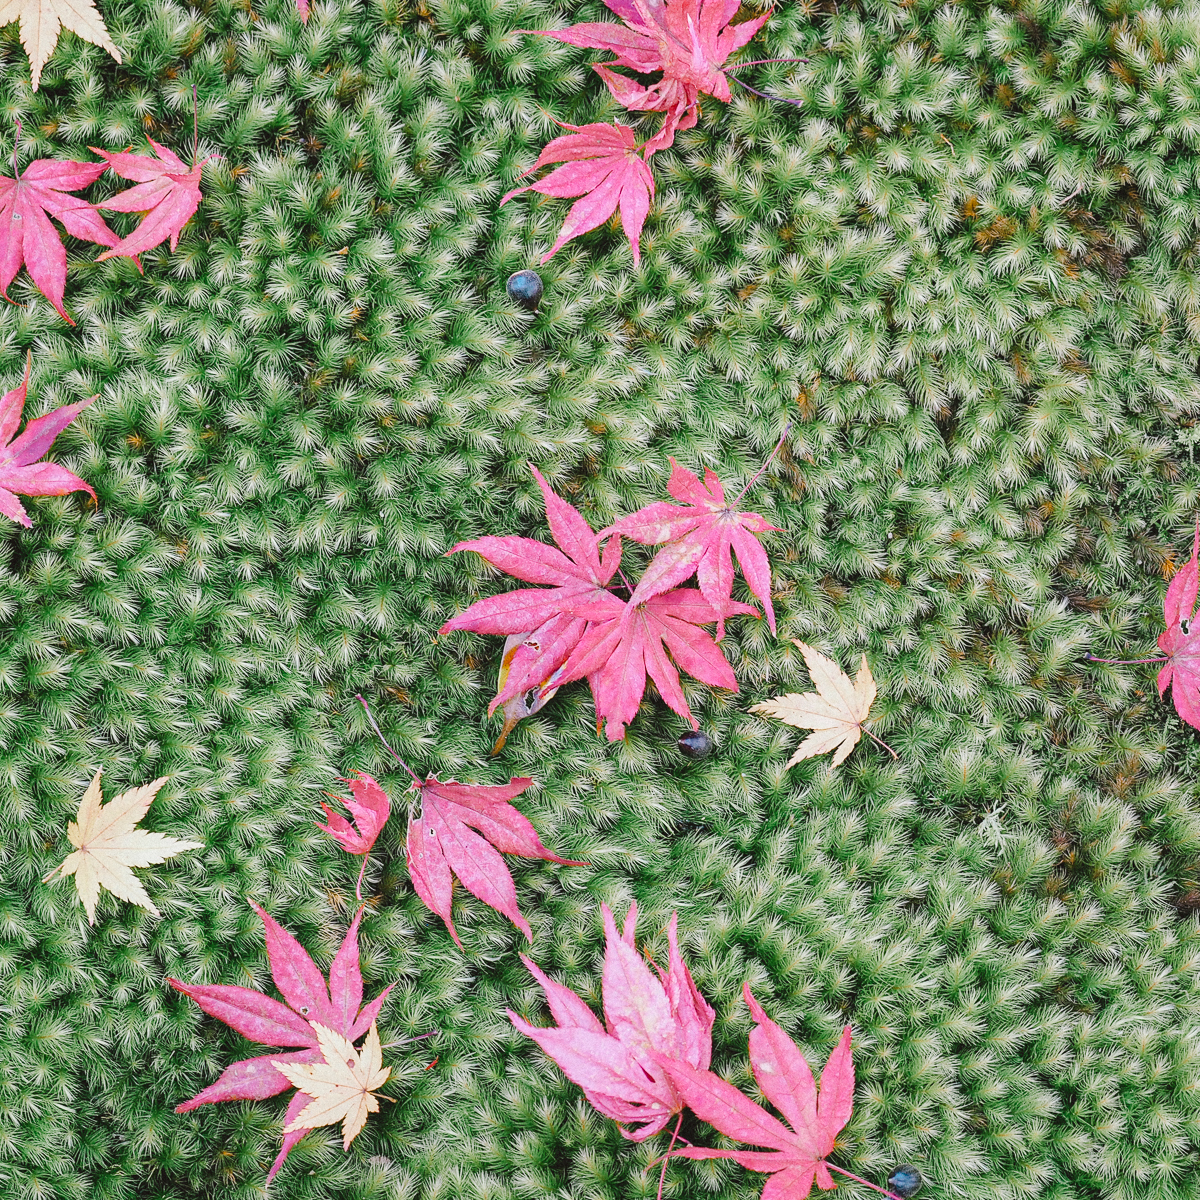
405,774,582,947
535,0,771,153
90,138,209,261
0,356,95,527
169,903,393,1183
508,901,715,1139
440,463,623,720
601,457,779,640
658,985,855,1200
501,122,654,265
1158,523,1200,728
548,586,755,740
0,156,118,324
318,771,390,856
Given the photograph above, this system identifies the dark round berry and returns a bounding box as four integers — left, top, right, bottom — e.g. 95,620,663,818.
887,1166,923,1198
678,730,714,760
506,270,543,311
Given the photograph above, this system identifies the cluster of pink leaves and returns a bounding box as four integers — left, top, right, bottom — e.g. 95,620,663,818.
510,903,861,1200
169,903,393,1182
171,763,583,1178
504,0,770,264
1,138,206,325
441,459,776,741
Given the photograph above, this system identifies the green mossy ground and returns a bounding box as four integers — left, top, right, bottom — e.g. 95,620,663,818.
3,0,1200,1197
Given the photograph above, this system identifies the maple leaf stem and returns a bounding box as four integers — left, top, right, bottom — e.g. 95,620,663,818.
865,727,899,759
192,85,199,169
356,694,422,783
11,115,19,178
656,1112,683,1200
618,566,636,592
826,1163,905,1200
728,74,805,108
733,421,794,505
355,854,367,903
1083,653,1170,665
726,57,811,69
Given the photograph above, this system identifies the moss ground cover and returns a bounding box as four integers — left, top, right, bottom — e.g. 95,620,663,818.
3,0,1200,1197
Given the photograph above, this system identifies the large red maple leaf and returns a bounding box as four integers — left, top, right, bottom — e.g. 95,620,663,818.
537,0,771,153
0,356,95,527
658,985,855,1200
501,122,654,264
549,587,755,740
602,457,778,640
405,774,581,946
509,901,714,1139
440,463,623,718
1158,524,1200,727
0,155,117,324
169,904,393,1183
91,138,209,261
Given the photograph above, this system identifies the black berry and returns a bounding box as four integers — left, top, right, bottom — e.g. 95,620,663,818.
678,731,714,760
506,270,543,311
887,1166,923,1198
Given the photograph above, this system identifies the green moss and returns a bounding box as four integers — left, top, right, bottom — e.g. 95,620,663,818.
1,0,1200,1196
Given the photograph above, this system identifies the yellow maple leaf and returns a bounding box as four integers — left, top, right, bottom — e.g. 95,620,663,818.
0,0,121,91
751,640,895,768
274,1022,393,1150
42,769,201,923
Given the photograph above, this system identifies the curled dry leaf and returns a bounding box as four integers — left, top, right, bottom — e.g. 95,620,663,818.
751,641,891,768
318,771,390,856
42,769,200,924
274,1022,392,1151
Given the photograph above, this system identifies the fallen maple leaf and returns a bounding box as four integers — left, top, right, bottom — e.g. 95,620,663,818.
42,769,201,924
658,985,855,1200
0,355,96,526
0,152,119,324
440,463,622,738
534,0,771,153
508,902,715,1139
169,903,394,1183
501,122,654,265
0,0,120,90
751,641,894,768
602,457,779,639
548,587,755,741
91,138,209,261
405,774,581,947
274,1022,392,1150
318,772,390,856
490,631,562,754
1157,524,1200,727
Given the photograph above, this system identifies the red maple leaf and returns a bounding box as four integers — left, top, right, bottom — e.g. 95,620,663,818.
508,901,715,1139
318,771,390,856
1158,524,1200,727
501,122,654,264
602,457,778,639
0,155,118,324
658,985,855,1200
405,774,581,947
169,903,393,1183
0,356,95,527
549,587,755,740
440,463,623,719
537,0,770,152
91,138,210,261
